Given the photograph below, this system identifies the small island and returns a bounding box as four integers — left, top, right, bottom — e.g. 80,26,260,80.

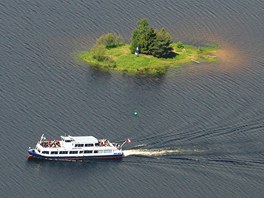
79,19,218,75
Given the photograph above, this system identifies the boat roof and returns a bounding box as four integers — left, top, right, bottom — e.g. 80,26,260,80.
61,135,98,143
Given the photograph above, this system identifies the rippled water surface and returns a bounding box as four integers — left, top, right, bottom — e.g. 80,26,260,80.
1,0,264,197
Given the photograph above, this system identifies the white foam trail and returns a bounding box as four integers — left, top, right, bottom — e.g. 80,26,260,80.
123,149,179,157
123,148,203,157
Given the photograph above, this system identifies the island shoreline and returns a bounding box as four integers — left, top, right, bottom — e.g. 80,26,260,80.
78,42,219,76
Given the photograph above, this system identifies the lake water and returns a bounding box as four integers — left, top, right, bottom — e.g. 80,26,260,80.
1,0,264,197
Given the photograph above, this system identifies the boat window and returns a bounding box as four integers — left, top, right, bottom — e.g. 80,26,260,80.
59,151,68,154
84,150,92,154
69,151,78,154
51,151,58,155
95,143,99,146
65,140,72,143
104,150,112,153
79,151,84,154
75,144,84,147
42,151,49,154
85,144,93,147
94,150,98,153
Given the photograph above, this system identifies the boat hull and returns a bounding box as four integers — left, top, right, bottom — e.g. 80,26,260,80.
27,149,123,161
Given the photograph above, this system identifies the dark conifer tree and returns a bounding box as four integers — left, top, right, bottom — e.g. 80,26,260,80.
130,19,172,58
130,18,156,54
151,28,172,58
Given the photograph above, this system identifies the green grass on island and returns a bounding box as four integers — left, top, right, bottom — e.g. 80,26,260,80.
79,42,218,75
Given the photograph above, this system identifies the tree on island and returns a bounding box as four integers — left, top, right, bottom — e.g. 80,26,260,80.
130,18,173,58
151,28,173,58
130,19,157,55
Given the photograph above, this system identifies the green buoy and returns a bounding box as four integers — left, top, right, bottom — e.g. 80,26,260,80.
134,111,138,116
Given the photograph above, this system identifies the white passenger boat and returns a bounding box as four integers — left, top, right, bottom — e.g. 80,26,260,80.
28,134,131,161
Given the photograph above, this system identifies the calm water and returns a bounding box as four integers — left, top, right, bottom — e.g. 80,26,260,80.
1,0,264,197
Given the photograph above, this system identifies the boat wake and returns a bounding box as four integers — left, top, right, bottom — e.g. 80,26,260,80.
123,148,203,157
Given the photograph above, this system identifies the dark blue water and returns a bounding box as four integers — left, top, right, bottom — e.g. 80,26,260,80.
1,0,264,197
